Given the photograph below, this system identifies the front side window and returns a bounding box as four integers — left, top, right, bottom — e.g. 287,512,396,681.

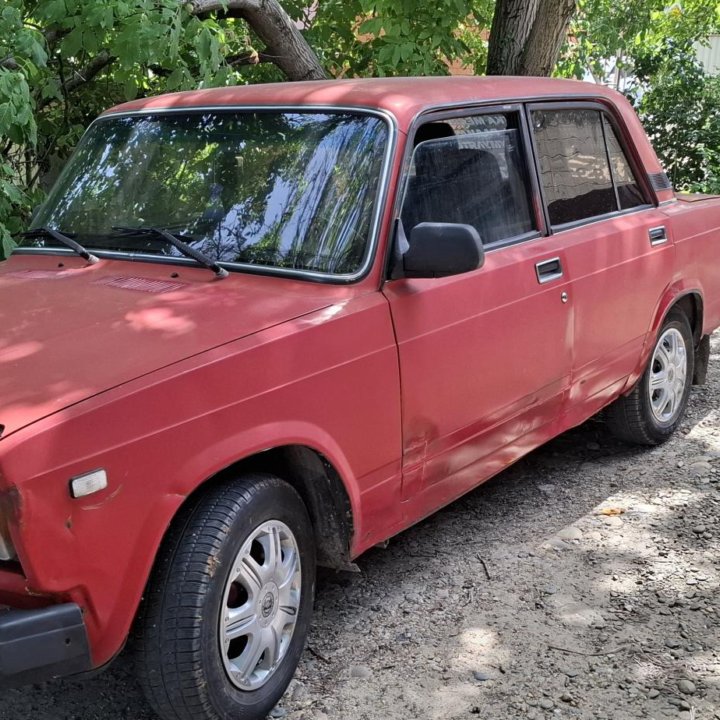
531,108,647,227
401,113,536,246
29,111,389,276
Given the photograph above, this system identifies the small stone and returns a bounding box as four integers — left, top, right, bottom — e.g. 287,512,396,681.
648,688,660,698
349,665,372,679
678,679,696,695
543,585,558,595
269,707,287,718
665,638,681,649
557,526,583,541
603,516,624,527
560,667,580,678
690,461,712,475
538,698,554,710
472,671,491,682
545,537,570,551
692,525,707,534
560,693,572,702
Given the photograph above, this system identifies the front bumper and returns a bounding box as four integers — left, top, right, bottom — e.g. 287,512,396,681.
0,603,92,687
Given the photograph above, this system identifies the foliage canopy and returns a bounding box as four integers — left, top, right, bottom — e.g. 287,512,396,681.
2,0,720,257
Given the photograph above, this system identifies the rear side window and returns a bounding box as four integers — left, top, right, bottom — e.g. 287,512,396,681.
401,112,536,246
531,108,647,227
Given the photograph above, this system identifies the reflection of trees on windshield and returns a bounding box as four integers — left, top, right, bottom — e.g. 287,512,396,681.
32,112,388,275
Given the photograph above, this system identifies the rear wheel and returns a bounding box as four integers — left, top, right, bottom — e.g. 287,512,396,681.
607,310,694,445
135,474,315,720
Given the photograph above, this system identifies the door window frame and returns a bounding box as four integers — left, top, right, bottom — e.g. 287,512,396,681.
392,103,547,254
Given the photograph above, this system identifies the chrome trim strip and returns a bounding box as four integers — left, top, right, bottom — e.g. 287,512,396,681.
548,204,654,234
407,92,616,137
19,105,399,285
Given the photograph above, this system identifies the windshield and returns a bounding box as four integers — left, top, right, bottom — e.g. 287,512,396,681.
29,110,389,276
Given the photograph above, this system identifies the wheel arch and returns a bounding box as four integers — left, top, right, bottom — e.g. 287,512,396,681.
665,292,704,345
209,444,354,569
161,442,355,572
624,285,704,393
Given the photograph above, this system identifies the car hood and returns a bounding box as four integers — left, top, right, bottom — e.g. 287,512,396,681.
0,255,340,437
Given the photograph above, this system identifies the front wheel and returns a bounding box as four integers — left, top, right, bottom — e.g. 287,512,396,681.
606,309,694,445
135,474,315,720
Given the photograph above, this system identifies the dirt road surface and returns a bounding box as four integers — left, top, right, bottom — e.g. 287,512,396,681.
3,332,719,720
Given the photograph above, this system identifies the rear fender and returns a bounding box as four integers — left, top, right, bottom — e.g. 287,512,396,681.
622,280,704,393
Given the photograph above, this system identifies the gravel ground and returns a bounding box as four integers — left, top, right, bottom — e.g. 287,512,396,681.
3,331,720,720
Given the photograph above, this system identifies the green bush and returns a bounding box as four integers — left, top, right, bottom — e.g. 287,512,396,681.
632,44,720,194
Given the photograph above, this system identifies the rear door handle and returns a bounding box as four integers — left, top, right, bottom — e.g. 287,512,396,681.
649,226,668,246
535,257,563,284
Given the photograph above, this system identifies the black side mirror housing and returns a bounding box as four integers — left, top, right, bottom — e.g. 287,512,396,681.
402,222,485,278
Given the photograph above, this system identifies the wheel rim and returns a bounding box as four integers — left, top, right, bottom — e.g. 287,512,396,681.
219,520,302,691
648,327,688,424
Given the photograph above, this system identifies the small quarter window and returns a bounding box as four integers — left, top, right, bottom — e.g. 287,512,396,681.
401,113,536,246
603,117,645,210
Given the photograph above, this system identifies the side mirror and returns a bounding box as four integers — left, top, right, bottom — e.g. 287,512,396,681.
402,222,484,278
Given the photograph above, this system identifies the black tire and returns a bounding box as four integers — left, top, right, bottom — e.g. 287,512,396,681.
134,474,315,720
606,310,694,445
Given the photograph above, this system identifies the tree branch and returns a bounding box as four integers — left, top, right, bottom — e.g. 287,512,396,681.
189,0,326,81
226,49,275,66
37,51,115,110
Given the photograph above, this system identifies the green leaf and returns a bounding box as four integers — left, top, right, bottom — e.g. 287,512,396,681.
1,231,16,261
62,28,84,57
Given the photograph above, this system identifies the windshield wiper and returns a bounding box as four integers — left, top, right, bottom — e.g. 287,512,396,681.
20,227,99,264
112,226,228,278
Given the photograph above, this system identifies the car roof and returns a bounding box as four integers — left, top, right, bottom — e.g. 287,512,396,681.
104,76,624,129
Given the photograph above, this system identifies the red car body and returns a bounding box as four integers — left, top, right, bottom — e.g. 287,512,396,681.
0,77,719,681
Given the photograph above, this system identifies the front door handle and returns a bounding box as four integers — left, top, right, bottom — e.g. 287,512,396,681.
535,257,563,284
649,226,668,246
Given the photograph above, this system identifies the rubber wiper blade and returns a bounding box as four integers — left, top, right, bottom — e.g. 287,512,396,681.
112,226,228,278
21,227,99,264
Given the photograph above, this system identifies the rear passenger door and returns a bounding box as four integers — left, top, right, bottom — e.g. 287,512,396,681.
527,104,675,423
383,108,573,514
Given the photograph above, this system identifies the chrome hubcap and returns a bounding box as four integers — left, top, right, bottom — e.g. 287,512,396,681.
219,520,301,691
648,327,687,424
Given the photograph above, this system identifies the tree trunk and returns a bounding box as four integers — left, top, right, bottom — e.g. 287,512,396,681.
190,0,327,81
516,0,577,75
486,0,539,76
486,0,577,76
